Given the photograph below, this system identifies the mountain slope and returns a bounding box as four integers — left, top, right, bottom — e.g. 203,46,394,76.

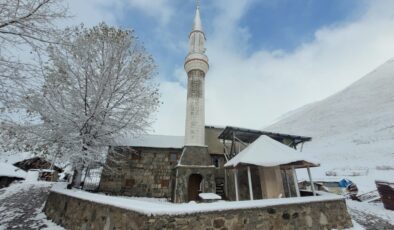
266,58,394,192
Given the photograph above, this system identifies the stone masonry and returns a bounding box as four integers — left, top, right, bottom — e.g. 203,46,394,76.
173,165,216,203
173,146,216,203
99,146,182,198
44,191,353,230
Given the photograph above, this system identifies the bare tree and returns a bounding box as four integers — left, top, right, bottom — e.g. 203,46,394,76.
22,23,160,187
0,0,67,105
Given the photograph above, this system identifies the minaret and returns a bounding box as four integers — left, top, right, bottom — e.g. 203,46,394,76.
174,1,215,203
184,2,209,146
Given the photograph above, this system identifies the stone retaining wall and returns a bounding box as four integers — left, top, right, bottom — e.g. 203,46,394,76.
44,191,353,230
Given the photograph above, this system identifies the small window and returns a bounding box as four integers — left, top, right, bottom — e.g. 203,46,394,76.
212,156,220,168
169,152,178,163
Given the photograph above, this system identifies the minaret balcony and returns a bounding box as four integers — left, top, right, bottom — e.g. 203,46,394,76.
184,53,209,75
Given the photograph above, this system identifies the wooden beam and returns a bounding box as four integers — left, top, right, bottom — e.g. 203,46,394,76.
300,142,305,152
234,136,249,147
247,166,254,200
292,166,301,197
284,170,292,197
307,166,316,196
234,168,239,201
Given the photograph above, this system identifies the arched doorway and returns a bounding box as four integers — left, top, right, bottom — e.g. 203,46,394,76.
188,174,203,201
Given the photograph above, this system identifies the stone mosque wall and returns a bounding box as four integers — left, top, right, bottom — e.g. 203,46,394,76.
98,146,182,199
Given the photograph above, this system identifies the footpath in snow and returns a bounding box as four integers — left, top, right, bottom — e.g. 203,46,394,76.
0,182,63,230
347,200,394,230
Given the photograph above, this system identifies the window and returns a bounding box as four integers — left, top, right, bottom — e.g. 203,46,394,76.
212,156,220,168
169,152,178,163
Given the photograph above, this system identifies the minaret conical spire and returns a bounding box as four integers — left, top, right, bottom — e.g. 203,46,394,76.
193,2,203,32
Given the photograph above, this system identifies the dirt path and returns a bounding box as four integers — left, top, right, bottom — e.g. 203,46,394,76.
0,182,63,230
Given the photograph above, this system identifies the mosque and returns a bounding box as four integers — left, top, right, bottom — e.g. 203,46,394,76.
98,3,316,203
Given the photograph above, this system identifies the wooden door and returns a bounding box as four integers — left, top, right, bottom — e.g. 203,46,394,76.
188,174,203,201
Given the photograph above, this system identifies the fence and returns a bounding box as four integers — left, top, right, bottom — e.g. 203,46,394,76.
82,167,103,192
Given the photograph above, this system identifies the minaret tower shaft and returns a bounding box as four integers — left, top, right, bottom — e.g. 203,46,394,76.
184,3,209,146
174,1,215,203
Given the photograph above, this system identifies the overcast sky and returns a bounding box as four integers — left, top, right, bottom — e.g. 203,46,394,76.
65,0,394,135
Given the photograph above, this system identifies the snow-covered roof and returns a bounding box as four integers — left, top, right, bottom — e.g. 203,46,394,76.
225,135,319,168
0,151,32,164
113,134,184,149
0,163,26,178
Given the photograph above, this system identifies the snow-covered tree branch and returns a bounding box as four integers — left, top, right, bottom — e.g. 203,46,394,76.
0,0,67,106
0,0,67,49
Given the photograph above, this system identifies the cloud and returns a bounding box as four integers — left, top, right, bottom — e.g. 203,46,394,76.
152,0,394,135
153,80,186,135
58,0,394,136
66,0,175,26
209,0,255,51
127,0,173,25
65,0,121,26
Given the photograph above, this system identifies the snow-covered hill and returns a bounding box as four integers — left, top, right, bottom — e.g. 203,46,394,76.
266,58,394,192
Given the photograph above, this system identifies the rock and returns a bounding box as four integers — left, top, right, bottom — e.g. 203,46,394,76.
282,212,290,220
213,218,225,228
319,212,328,225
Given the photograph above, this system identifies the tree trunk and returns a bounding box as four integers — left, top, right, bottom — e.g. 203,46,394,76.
50,144,60,170
71,164,84,188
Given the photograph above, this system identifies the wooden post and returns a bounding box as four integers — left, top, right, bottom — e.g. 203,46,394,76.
307,167,316,196
234,168,239,201
230,135,234,158
224,168,228,198
292,166,301,197
284,170,292,197
232,133,236,157
247,166,254,200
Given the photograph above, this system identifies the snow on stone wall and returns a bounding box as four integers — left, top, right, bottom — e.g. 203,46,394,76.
44,188,353,229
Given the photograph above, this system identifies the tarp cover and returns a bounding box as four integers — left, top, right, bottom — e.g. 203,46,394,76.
224,135,319,168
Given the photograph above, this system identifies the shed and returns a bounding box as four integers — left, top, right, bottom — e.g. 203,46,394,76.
0,163,26,188
225,135,319,201
13,157,63,173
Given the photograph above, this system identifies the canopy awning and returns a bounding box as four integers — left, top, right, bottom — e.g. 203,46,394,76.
224,135,319,169
218,126,311,148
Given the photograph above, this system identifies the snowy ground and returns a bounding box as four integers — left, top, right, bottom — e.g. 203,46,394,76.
0,181,393,229
297,165,394,195
347,200,394,230
0,182,64,230
264,58,394,219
